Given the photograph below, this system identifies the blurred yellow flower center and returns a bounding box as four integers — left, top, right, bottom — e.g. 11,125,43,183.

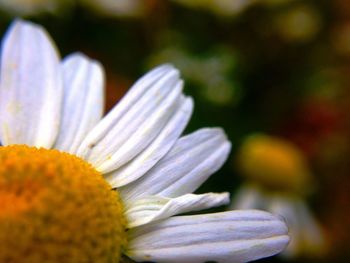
238,134,312,193
0,145,126,263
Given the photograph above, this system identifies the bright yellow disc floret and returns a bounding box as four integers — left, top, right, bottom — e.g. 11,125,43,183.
0,145,126,263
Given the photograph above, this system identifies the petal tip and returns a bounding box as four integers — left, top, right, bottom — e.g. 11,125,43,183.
8,19,44,36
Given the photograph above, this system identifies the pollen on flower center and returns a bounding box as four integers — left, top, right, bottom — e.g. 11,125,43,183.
0,145,126,263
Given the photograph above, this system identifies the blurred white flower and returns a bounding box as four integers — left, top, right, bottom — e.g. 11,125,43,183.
232,184,325,257
232,134,326,258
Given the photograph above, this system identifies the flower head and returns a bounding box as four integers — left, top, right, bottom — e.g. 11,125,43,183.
237,134,312,193
233,134,326,258
0,20,289,262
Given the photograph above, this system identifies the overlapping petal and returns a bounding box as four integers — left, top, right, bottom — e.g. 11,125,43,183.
76,65,183,173
54,53,104,154
125,192,229,228
106,96,193,187
120,128,231,200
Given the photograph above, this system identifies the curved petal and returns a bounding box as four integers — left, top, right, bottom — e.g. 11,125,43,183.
76,64,182,173
0,19,62,148
105,96,193,188
54,53,104,154
125,192,229,228
126,210,290,263
119,128,231,201
76,64,176,159
97,80,182,173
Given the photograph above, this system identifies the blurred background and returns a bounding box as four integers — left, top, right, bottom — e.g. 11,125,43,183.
0,0,349,262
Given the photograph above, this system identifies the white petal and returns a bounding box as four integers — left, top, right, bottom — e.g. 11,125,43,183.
76,64,176,158
0,19,62,148
76,64,182,173
126,210,290,263
125,192,229,228
231,184,266,210
54,53,104,154
119,128,231,201
106,96,193,187
97,80,182,173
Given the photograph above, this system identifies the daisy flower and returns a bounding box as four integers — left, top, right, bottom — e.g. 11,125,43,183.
232,134,326,258
0,20,289,263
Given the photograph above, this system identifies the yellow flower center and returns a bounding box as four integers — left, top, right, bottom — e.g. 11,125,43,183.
238,134,312,193
0,145,126,263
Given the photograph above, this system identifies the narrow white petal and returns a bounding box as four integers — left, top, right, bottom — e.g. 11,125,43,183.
125,192,229,228
120,128,231,201
126,210,290,263
78,65,179,159
106,96,193,188
96,80,182,173
76,65,182,173
54,53,104,154
0,19,62,148
231,184,266,210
